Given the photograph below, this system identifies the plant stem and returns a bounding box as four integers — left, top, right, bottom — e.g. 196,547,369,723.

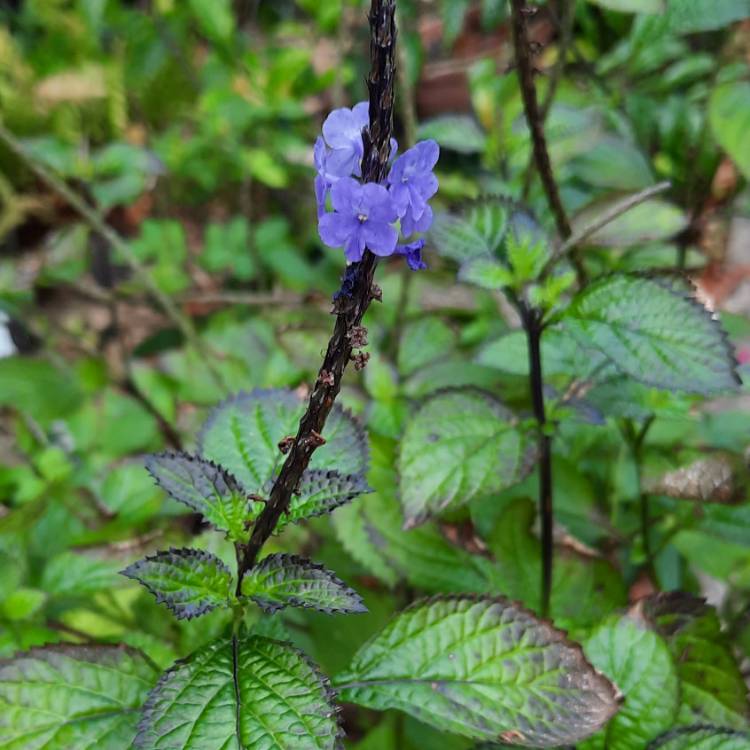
510,0,574,252
234,0,398,594
0,123,228,393
522,304,553,618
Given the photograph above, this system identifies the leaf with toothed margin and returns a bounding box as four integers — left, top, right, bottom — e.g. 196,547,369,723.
134,636,342,750
0,644,158,750
197,389,369,523
145,452,257,542
561,274,740,395
398,389,533,527
334,596,620,747
121,548,233,620
642,593,750,730
429,198,510,264
648,726,750,750
241,553,366,615
581,613,679,750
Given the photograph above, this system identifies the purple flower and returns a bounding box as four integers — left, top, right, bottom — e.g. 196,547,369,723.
388,140,440,237
318,177,399,263
314,137,329,218
321,102,370,179
396,239,427,271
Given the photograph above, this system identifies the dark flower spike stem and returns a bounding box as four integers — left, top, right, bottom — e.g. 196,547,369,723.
235,0,397,593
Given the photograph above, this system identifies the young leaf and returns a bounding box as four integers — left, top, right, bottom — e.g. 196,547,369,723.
146,452,256,541
562,275,739,395
241,553,366,614
335,595,620,746
197,389,369,524
135,636,342,750
0,645,158,749
581,613,679,750
399,389,532,526
121,548,233,620
648,726,750,750
429,199,509,263
643,593,750,729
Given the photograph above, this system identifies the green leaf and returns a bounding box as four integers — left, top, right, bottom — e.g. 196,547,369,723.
198,390,368,523
186,0,235,44
241,553,366,614
570,136,655,191
135,636,341,749
586,0,665,14
440,0,471,45
146,452,255,542
572,198,687,247
562,275,739,394
582,614,679,750
643,593,750,729
335,596,620,746
121,548,233,620
458,257,514,290
417,115,487,155
430,199,509,263
398,317,456,377
332,491,495,593
710,82,750,180
399,389,532,526
666,0,750,33
42,552,122,597
0,645,157,749
648,726,750,750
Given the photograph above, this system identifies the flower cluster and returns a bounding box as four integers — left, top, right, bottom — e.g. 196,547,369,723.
315,101,439,270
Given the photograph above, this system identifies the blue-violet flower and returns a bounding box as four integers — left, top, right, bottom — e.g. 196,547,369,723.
388,139,440,237
318,177,399,263
396,239,427,271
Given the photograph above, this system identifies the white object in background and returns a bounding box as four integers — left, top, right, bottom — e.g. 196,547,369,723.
0,312,17,359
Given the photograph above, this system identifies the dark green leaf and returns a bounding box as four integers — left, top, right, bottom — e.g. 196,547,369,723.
648,726,750,750
582,613,679,750
288,470,371,525
562,275,739,394
146,452,255,541
0,645,157,749
241,553,366,614
121,548,233,620
135,636,341,749
399,389,532,526
643,593,750,729
335,596,620,746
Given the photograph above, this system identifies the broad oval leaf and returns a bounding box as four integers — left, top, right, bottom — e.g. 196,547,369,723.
643,593,750,729
429,199,509,263
135,636,341,750
417,115,487,155
335,596,620,746
399,389,532,527
648,726,750,750
146,452,256,541
122,548,233,620
198,389,368,524
0,645,158,749
581,614,679,750
562,275,739,394
710,81,750,180
241,553,366,614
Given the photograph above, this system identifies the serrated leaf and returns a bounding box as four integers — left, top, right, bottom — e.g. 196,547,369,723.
643,593,750,729
335,596,620,746
429,199,509,263
0,645,157,750
562,275,739,394
399,389,532,526
135,636,341,750
648,726,750,750
121,548,233,620
710,82,750,180
198,389,368,524
241,553,366,615
581,614,679,750
146,452,255,541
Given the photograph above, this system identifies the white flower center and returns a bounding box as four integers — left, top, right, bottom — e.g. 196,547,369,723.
357,213,368,223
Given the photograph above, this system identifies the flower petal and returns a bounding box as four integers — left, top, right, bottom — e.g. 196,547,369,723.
362,221,398,257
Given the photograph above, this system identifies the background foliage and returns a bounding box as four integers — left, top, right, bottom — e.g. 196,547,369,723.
1,0,750,748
